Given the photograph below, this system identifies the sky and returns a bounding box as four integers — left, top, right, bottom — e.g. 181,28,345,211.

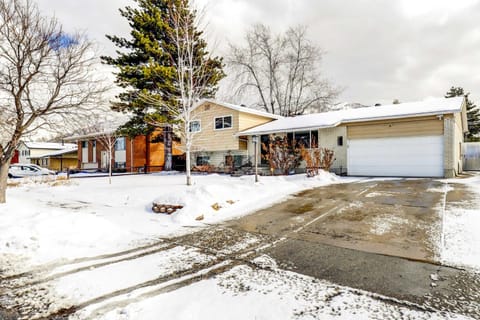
36,0,480,106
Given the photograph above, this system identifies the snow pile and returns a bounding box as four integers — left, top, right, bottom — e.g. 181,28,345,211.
0,172,344,266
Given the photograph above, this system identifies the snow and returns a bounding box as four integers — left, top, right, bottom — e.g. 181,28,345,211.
1,172,479,319
23,142,77,150
87,257,469,320
240,96,464,135
0,171,344,266
441,175,480,271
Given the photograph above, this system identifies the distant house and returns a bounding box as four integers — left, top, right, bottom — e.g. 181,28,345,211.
70,131,183,172
16,142,77,171
239,97,467,178
187,100,281,169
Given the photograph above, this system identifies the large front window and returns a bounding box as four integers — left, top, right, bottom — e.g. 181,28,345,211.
287,131,319,148
215,116,232,130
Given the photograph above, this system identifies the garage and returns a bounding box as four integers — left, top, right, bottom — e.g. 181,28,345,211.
346,117,445,177
347,136,444,177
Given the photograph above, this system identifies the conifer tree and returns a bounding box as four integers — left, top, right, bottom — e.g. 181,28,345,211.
445,86,480,141
102,0,224,170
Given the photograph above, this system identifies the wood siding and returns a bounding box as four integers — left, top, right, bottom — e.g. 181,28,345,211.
347,116,444,140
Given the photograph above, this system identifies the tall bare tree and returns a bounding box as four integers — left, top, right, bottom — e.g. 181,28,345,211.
0,0,107,203
143,0,224,186
228,24,339,116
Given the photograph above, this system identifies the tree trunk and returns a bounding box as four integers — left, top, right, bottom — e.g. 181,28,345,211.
0,159,11,203
186,148,191,186
164,125,173,171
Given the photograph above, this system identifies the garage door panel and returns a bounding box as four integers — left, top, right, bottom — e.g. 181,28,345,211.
347,136,444,177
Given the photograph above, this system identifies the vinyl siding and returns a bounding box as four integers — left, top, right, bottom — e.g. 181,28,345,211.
347,116,444,139
190,102,240,152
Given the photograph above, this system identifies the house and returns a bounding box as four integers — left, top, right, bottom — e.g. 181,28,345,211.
16,142,77,170
70,131,183,172
28,148,78,172
188,100,281,169
239,97,467,178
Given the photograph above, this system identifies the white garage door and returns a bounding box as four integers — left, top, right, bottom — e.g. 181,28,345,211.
347,135,444,177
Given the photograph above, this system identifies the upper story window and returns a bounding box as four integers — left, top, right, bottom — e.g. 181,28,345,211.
215,115,232,130
189,120,201,133
81,141,88,148
115,137,126,151
92,140,96,148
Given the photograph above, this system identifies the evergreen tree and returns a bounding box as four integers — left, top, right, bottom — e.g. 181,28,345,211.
445,86,480,141
102,0,224,170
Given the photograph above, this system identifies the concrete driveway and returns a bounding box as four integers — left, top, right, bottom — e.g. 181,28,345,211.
229,178,445,263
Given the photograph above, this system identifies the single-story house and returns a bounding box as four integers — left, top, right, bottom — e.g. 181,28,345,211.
28,147,78,172
187,100,281,169
16,141,77,170
70,131,183,172
238,96,467,178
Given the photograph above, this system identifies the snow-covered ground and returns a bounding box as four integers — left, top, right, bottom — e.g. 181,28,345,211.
0,172,344,266
441,174,480,271
1,172,479,319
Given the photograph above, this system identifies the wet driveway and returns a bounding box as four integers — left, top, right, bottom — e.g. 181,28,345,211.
229,178,445,263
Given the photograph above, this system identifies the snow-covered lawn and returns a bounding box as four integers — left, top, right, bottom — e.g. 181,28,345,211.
0,172,343,267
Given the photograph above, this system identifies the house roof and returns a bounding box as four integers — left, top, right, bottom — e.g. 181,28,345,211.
23,142,77,150
29,147,78,159
195,99,283,120
238,97,466,136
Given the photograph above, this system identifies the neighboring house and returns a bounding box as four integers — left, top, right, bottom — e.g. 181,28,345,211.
70,132,183,172
188,100,282,169
16,142,77,169
29,148,78,172
239,97,467,178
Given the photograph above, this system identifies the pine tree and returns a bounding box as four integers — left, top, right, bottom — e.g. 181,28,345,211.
102,0,224,170
445,86,480,141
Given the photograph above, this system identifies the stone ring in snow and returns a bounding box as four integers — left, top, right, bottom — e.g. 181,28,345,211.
152,203,184,214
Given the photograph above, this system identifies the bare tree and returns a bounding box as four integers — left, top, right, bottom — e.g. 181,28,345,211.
84,120,122,185
0,0,107,203
143,0,223,186
228,24,339,116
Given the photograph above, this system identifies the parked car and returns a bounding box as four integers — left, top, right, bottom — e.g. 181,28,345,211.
8,164,56,178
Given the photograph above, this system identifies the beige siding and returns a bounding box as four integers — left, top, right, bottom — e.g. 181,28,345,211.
347,116,444,139
453,113,465,175
318,126,347,174
239,112,276,131
190,102,240,152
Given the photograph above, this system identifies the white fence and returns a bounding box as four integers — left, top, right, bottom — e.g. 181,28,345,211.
463,142,480,171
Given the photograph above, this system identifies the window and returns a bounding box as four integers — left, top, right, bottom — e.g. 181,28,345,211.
287,130,318,148
92,141,96,148
214,116,232,130
114,161,126,169
196,156,210,165
115,137,126,151
81,141,88,148
189,120,201,133
337,136,343,146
